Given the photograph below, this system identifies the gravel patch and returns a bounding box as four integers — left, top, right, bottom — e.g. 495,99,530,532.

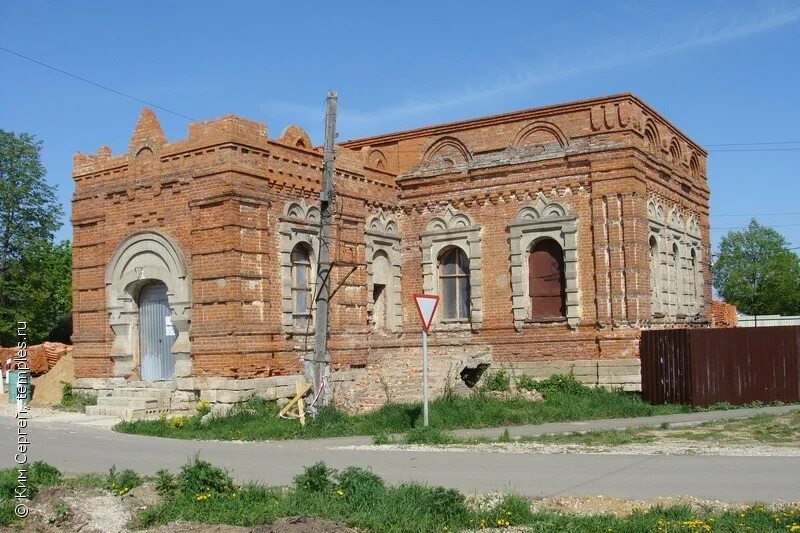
335,440,800,456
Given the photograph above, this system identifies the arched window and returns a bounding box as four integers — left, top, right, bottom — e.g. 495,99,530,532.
689,154,701,179
645,128,657,152
690,248,698,311
669,141,681,163
291,243,312,329
649,235,660,313
371,251,390,328
671,243,680,313
438,247,470,320
528,239,566,320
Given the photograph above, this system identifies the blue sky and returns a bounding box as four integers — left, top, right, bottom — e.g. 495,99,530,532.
1,1,798,250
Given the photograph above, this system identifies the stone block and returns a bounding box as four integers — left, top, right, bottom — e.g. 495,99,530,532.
176,377,205,390
255,388,278,401
172,390,198,402
273,385,296,398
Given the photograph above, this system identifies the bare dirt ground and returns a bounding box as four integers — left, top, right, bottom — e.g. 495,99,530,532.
342,439,800,456
145,517,357,533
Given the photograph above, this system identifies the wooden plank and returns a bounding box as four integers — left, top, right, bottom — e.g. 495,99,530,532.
296,381,306,426
278,382,312,418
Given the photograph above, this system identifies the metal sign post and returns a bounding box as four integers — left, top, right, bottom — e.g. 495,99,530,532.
413,293,439,427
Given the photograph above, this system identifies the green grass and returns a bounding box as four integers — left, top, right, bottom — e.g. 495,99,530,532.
394,410,800,449
137,460,800,533
517,427,656,446
3,459,800,532
115,375,694,441
57,382,97,412
0,461,63,526
670,411,800,445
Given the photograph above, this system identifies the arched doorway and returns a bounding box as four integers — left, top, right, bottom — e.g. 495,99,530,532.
105,230,191,378
138,281,175,380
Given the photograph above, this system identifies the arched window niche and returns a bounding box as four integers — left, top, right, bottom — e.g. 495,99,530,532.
421,206,482,331
105,230,191,379
508,197,579,331
647,199,704,321
365,209,402,332
280,200,320,336
649,234,662,316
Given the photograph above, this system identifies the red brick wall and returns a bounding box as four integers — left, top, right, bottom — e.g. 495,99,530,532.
711,300,738,328
71,94,709,380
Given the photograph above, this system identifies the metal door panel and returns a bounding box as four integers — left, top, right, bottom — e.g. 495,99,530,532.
139,282,175,380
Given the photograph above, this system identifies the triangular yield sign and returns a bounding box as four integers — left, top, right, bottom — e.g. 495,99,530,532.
413,293,440,332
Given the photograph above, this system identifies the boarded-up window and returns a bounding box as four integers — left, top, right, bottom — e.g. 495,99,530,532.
291,243,312,329
528,239,566,320
439,247,470,320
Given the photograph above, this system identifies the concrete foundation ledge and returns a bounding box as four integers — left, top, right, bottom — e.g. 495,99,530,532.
497,358,642,391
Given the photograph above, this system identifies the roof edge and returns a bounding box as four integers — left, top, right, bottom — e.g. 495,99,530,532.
340,93,706,156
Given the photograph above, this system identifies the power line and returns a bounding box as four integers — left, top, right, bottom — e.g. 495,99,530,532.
0,45,197,121
706,141,800,147
708,147,800,152
3,45,800,156
712,222,800,230
711,212,800,218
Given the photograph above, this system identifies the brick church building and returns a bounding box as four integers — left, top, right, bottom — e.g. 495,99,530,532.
71,94,710,418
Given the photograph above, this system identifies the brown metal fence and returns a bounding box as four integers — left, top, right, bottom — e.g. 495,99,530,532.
640,326,800,407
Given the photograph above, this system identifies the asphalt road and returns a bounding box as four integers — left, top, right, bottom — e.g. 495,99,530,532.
3,413,800,503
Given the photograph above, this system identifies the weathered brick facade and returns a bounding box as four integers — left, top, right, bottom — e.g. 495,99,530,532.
71,94,710,413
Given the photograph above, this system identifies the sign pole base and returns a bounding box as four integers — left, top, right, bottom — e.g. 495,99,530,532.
422,329,429,427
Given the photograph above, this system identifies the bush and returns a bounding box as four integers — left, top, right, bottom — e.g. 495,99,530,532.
105,466,142,496
154,469,178,498
196,400,211,417
179,455,234,496
480,370,511,392
403,426,453,445
533,374,590,397
293,461,335,493
0,500,16,527
480,494,534,528
372,432,390,445
58,383,97,412
0,461,62,500
336,466,384,495
334,467,386,508
516,374,538,391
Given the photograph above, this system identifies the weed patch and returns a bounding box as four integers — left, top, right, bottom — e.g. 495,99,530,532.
137,459,800,532
115,375,695,442
0,462,62,527
480,370,510,392
105,465,143,496
404,426,454,445
57,382,97,412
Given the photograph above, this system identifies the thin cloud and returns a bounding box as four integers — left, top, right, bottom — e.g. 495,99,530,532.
263,7,800,134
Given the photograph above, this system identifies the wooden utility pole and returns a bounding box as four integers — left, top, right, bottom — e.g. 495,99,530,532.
313,91,337,404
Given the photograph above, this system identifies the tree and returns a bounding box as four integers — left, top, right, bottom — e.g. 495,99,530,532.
0,130,62,270
0,241,72,345
712,219,800,316
0,130,70,345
